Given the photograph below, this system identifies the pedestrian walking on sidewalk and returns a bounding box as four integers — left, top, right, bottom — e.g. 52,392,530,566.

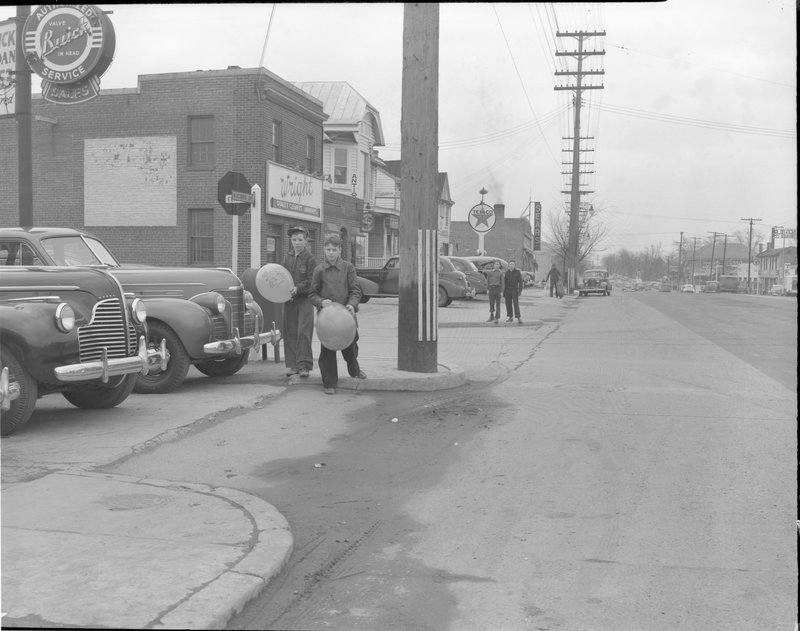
504,260,524,323
485,259,505,323
545,263,562,298
309,234,366,395
281,226,317,378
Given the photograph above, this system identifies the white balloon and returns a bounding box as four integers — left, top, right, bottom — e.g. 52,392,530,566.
254,264,294,303
316,303,356,350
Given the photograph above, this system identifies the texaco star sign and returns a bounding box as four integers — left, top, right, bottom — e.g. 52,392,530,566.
468,202,495,233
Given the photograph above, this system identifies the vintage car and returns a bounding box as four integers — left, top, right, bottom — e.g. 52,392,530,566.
443,256,485,296
0,227,281,394
578,269,612,296
462,256,510,278
0,266,166,436
356,256,470,307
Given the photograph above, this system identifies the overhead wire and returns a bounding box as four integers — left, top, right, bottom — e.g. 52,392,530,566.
491,3,561,167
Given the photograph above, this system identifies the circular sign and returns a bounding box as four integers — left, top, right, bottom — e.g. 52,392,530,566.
254,264,294,303
23,5,116,85
316,303,356,351
468,203,495,233
360,211,374,233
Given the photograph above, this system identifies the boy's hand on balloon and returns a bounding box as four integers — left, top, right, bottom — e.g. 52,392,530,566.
322,299,333,308
345,304,354,314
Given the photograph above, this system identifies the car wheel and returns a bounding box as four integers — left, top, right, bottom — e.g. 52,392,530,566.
0,346,37,437
437,286,448,308
195,352,248,378
62,373,136,409
134,321,190,394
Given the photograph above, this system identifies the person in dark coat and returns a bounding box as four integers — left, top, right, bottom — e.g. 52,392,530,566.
545,263,562,298
308,234,365,395
503,260,524,323
281,226,317,378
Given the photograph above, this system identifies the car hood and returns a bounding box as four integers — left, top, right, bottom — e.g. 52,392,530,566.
110,266,242,299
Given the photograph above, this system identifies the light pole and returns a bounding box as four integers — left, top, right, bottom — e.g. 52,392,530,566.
740,217,762,294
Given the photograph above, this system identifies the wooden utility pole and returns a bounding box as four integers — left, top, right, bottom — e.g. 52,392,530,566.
554,30,605,293
398,3,439,372
721,233,728,278
16,5,33,227
676,232,684,287
740,217,762,293
708,231,724,281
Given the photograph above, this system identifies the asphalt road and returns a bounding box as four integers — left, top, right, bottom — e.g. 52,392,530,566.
3,289,795,630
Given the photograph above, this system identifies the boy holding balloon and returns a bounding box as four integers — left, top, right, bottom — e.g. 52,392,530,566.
282,226,318,378
309,234,366,394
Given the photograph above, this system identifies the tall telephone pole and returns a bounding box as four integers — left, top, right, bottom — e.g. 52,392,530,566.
398,3,439,372
690,237,699,285
708,232,724,281
676,232,684,288
740,217,762,294
554,30,605,293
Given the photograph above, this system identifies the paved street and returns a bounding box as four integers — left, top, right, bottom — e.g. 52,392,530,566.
2,288,796,630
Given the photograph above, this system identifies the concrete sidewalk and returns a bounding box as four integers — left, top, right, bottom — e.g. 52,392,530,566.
2,290,570,629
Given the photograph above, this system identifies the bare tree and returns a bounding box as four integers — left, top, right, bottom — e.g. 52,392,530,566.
545,205,610,272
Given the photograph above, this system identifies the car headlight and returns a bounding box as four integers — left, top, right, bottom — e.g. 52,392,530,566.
216,293,227,314
130,298,147,324
243,290,255,309
55,303,76,333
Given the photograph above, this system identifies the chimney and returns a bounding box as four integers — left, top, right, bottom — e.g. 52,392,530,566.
493,203,505,220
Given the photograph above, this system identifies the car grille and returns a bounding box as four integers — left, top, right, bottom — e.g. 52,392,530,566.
212,288,244,339
78,299,133,362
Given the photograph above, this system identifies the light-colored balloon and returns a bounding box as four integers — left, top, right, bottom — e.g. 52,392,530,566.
316,303,356,350
254,264,294,303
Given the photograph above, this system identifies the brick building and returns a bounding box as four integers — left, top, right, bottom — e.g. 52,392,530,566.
449,204,536,273
0,67,370,270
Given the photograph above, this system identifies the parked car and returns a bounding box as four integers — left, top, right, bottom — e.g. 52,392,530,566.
769,284,786,296
578,269,612,296
622,283,635,292
521,271,536,287
462,256,509,279
682,284,695,293
0,227,280,394
356,256,470,307
444,256,486,295
659,282,672,292
0,266,167,436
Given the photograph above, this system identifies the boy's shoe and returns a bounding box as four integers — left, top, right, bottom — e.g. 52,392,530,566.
486,316,495,322
506,317,513,322
286,368,299,376
517,318,523,324
299,368,309,378
352,370,367,379
323,387,336,395
494,318,499,323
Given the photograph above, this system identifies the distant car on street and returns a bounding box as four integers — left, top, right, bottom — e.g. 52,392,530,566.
659,282,672,292
622,284,635,292
682,284,695,293
578,269,612,297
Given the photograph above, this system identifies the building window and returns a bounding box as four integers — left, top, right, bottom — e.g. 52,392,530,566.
189,116,214,166
306,136,315,173
272,120,282,162
334,148,348,184
189,209,214,264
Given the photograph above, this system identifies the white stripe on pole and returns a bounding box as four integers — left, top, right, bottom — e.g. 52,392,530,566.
432,230,438,341
417,230,424,341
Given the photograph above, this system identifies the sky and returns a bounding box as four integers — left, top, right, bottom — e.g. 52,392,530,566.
5,2,796,255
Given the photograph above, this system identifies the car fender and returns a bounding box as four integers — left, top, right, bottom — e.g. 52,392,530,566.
139,297,215,359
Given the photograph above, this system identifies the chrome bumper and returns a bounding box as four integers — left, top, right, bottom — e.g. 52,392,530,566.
54,336,168,383
0,367,20,411
203,324,282,355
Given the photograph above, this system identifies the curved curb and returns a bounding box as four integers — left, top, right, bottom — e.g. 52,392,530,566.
287,362,467,392
73,473,294,631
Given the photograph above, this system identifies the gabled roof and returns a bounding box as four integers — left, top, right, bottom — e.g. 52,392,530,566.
293,81,384,146
381,160,450,200
755,245,797,258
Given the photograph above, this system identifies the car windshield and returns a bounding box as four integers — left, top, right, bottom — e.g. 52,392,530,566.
450,258,477,273
584,270,607,279
41,235,120,267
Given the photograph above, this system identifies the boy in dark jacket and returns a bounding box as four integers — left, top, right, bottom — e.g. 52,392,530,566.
485,260,505,323
504,260,524,323
282,226,317,378
308,234,365,394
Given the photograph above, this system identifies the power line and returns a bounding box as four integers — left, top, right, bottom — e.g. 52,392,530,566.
492,4,560,166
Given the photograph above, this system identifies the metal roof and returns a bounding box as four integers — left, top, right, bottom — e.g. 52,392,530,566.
293,81,384,145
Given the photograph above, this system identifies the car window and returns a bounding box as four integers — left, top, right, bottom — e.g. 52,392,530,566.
386,258,399,269
584,270,607,279
440,258,455,272
41,236,118,266
0,241,43,266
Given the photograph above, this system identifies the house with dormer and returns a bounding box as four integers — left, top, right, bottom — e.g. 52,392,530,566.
294,81,401,266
